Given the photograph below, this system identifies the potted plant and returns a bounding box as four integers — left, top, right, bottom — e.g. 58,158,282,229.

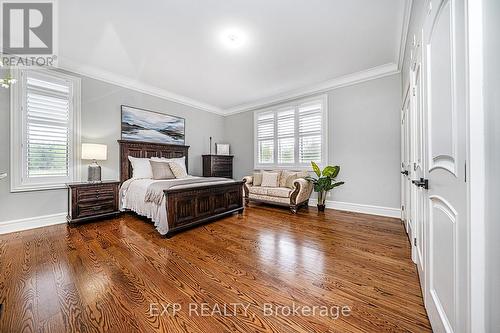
306,161,345,212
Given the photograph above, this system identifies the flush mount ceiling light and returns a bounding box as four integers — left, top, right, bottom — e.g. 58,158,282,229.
219,28,247,49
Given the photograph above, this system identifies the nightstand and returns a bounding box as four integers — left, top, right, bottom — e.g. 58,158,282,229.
67,181,121,224
202,155,233,178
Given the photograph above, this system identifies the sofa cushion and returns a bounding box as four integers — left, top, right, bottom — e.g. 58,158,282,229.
249,193,290,205
248,186,292,198
261,171,280,187
249,186,269,196
285,173,299,189
296,171,309,179
267,187,292,198
253,172,263,186
279,170,296,187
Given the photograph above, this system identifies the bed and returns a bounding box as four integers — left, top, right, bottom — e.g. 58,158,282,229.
118,140,245,237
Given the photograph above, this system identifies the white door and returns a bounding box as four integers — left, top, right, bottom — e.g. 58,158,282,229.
423,0,468,331
410,33,426,292
401,89,412,235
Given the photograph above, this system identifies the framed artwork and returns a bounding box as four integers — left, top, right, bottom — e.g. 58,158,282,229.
216,143,230,155
121,105,185,145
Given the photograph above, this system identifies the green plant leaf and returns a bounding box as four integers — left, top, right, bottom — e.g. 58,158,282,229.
322,166,336,177
311,161,321,177
331,166,340,178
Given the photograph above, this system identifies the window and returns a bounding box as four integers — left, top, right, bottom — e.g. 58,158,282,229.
254,95,327,169
11,69,81,191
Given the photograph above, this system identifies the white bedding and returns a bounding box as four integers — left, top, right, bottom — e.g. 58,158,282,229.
120,176,234,235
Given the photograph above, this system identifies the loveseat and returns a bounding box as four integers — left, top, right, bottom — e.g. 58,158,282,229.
242,170,313,213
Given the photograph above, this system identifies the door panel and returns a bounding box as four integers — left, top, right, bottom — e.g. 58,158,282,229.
428,0,457,176
401,94,412,236
424,0,468,331
429,195,457,330
413,60,426,289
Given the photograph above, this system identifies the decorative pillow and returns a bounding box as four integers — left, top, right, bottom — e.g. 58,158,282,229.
150,160,175,180
272,170,282,179
296,171,309,179
151,156,187,174
253,172,263,186
285,174,299,189
169,162,188,178
261,172,280,187
280,171,297,187
128,156,152,179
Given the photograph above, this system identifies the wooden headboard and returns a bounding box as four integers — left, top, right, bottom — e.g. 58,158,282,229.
118,140,190,183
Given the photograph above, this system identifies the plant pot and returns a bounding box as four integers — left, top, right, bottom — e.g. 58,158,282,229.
317,204,326,212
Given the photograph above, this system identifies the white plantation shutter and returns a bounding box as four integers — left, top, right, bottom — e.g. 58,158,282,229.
277,109,295,164
298,102,323,163
254,95,326,169
26,76,71,177
256,112,275,164
11,70,81,191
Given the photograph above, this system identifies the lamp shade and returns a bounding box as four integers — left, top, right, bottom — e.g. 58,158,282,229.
81,143,107,161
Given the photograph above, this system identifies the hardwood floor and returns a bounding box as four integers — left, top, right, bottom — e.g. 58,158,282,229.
0,205,431,332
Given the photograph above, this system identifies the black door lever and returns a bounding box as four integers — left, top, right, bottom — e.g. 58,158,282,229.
401,170,409,176
412,178,429,189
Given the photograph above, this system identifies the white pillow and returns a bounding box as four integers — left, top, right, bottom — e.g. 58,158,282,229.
169,162,188,179
128,156,153,179
261,172,280,187
151,156,187,174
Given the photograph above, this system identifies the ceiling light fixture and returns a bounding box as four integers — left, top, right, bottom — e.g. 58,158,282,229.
220,28,247,49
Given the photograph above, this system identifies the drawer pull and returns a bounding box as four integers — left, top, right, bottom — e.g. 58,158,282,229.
92,206,101,211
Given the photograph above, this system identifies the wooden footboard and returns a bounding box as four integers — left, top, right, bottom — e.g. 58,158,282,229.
164,180,245,237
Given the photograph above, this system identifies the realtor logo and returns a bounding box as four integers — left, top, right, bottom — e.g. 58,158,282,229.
2,1,53,55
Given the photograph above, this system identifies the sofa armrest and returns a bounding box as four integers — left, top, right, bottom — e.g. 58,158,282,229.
290,178,313,205
242,175,253,185
242,176,253,198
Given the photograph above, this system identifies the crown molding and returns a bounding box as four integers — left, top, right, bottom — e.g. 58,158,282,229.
57,58,225,115
397,0,413,70
223,63,399,115
58,59,400,117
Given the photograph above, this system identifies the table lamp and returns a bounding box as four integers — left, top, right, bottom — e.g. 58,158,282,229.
82,143,107,182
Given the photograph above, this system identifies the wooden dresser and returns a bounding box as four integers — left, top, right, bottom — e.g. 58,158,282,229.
67,181,120,224
202,155,234,178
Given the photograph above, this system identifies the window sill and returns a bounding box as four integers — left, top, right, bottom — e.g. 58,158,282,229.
10,183,69,193
253,164,318,172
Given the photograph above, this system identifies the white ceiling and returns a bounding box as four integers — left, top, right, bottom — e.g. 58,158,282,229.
58,0,409,115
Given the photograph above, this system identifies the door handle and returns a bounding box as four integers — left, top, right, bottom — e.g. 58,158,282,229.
412,178,429,189
401,170,409,176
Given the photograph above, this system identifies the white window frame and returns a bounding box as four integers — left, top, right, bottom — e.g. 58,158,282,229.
253,94,328,170
10,69,81,192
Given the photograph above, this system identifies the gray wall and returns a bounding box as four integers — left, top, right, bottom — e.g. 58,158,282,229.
225,110,254,180
1,70,401,222
225,73,402,209
484,0,500,331
0,70,225,222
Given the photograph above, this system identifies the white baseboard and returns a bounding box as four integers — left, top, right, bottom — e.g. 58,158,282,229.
0,212,67,235
309,200,401,218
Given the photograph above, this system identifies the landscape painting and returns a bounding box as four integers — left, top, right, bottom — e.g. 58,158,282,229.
121,105,185,145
